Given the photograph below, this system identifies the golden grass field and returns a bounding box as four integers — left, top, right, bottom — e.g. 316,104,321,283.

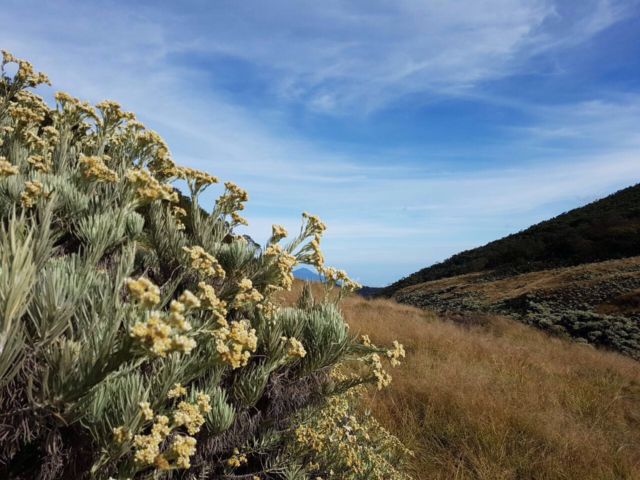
282,281,640,479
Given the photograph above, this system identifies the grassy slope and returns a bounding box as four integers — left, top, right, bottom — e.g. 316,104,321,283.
382,183,640,297
394,255,640,312
283,282,640,479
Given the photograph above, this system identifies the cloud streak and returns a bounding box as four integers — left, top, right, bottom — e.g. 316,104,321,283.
1,0,639,285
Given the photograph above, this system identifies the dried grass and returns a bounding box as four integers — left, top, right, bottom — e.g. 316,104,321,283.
284,281,640,479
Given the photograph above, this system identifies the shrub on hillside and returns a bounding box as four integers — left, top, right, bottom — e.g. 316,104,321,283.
524,303,640,359
0,52,409,479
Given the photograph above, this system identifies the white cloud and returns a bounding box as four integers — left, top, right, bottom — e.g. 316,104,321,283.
0,0,638,285
2,0,632,112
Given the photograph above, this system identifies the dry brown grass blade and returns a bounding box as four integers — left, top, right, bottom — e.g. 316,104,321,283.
285,280,640,479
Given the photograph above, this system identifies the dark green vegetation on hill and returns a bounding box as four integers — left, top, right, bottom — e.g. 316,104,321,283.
382,184,640,297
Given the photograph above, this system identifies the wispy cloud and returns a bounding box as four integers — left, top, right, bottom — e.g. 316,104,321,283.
1,0,638,285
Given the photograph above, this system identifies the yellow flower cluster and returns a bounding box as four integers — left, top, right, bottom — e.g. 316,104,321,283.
167,299,193,333
54,91,97,118
308,237,325,268
177,165,219,189
20,180,47,208
135,129,168,151
173,400,205,435
179,289,200,308
319,266,362,293
183,245,225,278
7,103,45,126
171,205,187,231
212,319,258,368
271,224,288,242
132,414,171,466
256,298,279,319
0,158,18,177
233,278,264,307
96,99,135,123
130,311,196,356
26,154,51,173
168,434,197,469
264,244,297,291
295,423,325,452
369,353,392,390
216,181,248,213
2,51,50,87
22,129,46,151
303,212,327,236
79,154,118,183
386,340,406,367
0,128,8,147
284,337,307,358
168,383,187,399
7,90,49,129
172,392,211,435
112,426,132,443
114,392,210,470
230,211,248,226
125,167,178,203
292,395,412,479
127,284,212,356
126,277,161,308
197,282,228,325
226,448,248,468
139,401,154,421
149,151,178,179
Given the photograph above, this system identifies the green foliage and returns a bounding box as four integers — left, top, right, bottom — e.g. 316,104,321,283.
0,52,409,479
523,303,640,359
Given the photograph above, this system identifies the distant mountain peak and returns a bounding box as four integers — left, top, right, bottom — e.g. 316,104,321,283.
293,267,322,282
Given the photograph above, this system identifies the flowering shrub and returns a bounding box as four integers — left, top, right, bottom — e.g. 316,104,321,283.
0,51,409,479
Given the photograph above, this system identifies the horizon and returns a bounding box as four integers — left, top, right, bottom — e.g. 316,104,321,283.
3,1,640,286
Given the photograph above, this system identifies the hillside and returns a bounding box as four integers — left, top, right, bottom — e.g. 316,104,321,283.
382,184,640,296
280,282,640,479
393,256,640,358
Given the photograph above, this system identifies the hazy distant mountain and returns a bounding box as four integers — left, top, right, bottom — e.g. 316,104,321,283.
293,267,322,282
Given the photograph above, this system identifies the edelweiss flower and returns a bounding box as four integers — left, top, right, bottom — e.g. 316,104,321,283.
126,167,178,203
126,277,160,308
233,278,264,306
271,224,288,242
183,245,225,278
168,383,187,399
197,282,228,326
169,435,197,469
284,337,307,358
212,319,257,368
0,158,19,177
20,180,48,208
79,154,118,183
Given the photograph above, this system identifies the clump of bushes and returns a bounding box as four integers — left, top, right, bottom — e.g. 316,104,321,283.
0,52,410,479
523,302,640,359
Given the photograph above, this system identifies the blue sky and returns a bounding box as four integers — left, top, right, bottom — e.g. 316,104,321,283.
2,0,640,286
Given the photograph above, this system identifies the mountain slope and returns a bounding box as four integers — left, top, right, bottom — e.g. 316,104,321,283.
382,184,640,296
